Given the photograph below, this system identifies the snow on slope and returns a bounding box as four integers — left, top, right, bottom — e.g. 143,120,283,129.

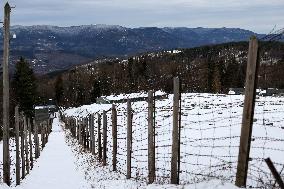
62,92,284,188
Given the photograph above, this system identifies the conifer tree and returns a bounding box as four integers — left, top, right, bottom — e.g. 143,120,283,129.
12,57,37,118
55,75,64,105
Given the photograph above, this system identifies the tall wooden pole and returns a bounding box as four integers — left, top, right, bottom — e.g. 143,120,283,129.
235,37,259,187
2,3,11,186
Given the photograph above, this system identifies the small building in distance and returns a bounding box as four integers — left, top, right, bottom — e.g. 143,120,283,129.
228,88,245,95
228,88,284,96
259,88,284,96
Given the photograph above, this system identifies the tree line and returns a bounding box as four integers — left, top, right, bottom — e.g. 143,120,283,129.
38,41,284,107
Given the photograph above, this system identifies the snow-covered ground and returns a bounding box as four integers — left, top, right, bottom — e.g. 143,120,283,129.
1,92,283,188
63,92,284,188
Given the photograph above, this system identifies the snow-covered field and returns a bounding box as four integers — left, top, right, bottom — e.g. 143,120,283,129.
63,92,284,188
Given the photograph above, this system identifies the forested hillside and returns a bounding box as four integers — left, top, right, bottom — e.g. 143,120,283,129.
37,41,284,107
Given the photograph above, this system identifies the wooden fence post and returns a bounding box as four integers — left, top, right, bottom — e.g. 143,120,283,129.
235,37,259,187
127,100,132,179
265,158,284,189
28,118,33,169
15,106,20,185
98,114,102,161
148,90,155,183
44,122,47,144
171,77,180,184
21,114,26,179
89,115,92,152
102,111,108,166
112,104,118,171
71,118,74,137
75,118,78,136
86,117,90,150
41,123,45,149
82,120,86,149
90,114,96,155
76,119,80,141
24,117,30,174
34,120,40,159
79,119,83,145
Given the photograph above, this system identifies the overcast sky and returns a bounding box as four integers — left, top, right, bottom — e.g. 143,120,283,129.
1,0,284,33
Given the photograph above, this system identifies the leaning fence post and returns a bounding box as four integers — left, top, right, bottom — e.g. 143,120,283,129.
98,114,102,161
148,90,155,183
265,158,284,189
28,118,33,169
127,100,132,179
112,104,118,171
102,111,108,166
171,77,180,184
235,37,259,187
15,106,20,185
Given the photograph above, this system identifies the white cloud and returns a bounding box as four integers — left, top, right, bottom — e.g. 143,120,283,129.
1,0,284,33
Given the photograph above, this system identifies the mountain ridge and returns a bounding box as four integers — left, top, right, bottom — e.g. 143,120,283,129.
0,24,266,74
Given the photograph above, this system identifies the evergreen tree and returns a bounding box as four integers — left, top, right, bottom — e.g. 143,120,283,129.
90,80,101,103
55,75,64,105
12,57,37,118
212,64,222,93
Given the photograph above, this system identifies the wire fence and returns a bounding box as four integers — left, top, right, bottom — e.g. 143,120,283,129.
62,90,284,188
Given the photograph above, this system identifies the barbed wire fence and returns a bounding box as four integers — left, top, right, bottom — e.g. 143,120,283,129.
62,87,284,188
62,92,284,188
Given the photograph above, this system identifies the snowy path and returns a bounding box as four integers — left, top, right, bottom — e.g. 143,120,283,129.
15,115,88,189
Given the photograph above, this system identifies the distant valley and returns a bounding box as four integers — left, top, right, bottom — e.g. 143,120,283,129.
0,25,265,74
